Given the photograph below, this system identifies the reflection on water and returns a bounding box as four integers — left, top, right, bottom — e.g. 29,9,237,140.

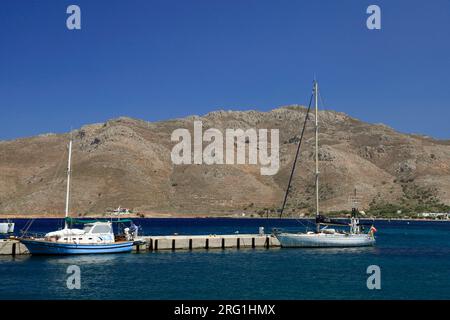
42,254,121,266
292,246,378,255
0,255,32,263
1,253,127,266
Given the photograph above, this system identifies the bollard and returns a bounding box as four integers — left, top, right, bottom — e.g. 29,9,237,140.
154,239,158,251
12,243,16,257
148,239,153,251
172,239,176,251
252,237,255,248
205,238,209,249
237,238,240,249
189,239,192,250
221,238,225,249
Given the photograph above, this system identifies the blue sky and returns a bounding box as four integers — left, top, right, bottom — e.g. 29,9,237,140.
1,0,449,140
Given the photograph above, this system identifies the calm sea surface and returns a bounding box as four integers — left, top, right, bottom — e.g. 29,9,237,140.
1,218,449,300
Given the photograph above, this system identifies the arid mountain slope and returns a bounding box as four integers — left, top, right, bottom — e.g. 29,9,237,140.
1,106,449,217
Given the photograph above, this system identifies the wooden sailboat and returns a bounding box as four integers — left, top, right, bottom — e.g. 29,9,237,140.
20,140,135,254
275,80,377,248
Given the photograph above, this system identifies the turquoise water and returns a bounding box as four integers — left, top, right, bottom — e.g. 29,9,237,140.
1,218,450,299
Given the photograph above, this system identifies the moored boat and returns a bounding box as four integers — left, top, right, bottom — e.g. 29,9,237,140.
20,221,133,254
19,140,135,255
275,228,375,248
0,220,14,234
275,80,377,248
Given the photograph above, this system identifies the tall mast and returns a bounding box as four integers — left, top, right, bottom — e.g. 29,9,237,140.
64,140,72,229
314,81,320,232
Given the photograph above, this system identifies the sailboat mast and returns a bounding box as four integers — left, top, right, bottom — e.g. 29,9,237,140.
314,81,320,232
64,140,72,229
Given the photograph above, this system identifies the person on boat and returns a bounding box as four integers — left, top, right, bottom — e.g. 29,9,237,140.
129,222,138,238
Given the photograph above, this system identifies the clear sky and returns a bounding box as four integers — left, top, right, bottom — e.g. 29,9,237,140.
1,0,449,140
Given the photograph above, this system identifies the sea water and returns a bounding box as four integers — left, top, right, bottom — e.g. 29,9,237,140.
1,218,449,299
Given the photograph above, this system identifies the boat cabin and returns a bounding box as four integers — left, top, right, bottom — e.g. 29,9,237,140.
44,222,115,244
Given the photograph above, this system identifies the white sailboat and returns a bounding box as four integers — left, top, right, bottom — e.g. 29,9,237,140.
275,80,377,248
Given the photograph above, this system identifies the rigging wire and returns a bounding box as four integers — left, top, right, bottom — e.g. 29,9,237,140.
21,141,70,237
279,92,314,219
318,87,326,112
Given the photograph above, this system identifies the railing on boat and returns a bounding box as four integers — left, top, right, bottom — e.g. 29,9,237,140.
19,231,47,239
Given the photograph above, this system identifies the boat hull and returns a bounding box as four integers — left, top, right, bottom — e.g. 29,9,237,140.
0,222,14,234
276,233,375,248
20,239,134,255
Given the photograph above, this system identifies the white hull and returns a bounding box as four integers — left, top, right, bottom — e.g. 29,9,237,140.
276,232,375,248
0,222,14,234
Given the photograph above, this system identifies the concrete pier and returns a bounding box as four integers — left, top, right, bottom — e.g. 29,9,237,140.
135,234,281,252
1,234,281,255
0,239,29,255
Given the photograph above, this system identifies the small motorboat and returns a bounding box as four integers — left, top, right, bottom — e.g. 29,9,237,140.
0,220,15,234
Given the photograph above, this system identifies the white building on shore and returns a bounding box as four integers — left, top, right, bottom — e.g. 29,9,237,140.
417,213,449,220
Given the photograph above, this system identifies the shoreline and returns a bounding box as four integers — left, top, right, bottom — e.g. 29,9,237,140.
1,213,449,222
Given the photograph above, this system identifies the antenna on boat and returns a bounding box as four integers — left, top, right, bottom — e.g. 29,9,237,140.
64,138,73,229
349,187,362,218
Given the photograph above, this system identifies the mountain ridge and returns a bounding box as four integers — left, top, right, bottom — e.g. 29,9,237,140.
1,106,449,217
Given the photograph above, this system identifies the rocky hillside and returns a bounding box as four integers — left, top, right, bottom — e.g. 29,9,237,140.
1,106,449,217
